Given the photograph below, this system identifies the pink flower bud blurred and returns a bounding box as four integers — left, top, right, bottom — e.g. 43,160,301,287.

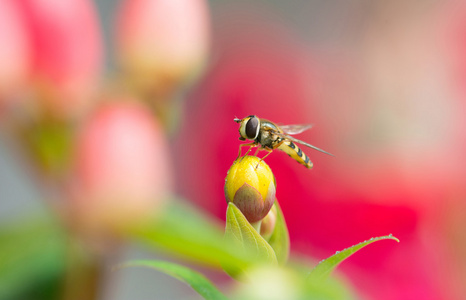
71,100,172,236
0,0,31,103
116,0,210,95
19,0,103,118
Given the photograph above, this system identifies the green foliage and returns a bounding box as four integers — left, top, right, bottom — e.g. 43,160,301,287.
120,260,228,300
0,200,400,300
127,199,399,299
127,200,255,271
308,235,400,281
0,216,66,300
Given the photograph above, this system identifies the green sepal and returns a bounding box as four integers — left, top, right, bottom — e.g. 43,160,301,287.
223,203,277,279
225,203,277,264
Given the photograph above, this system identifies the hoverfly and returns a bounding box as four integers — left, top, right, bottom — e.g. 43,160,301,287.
234,115,333,169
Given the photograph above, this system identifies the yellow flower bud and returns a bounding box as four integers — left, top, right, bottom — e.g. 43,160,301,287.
224,156,276,223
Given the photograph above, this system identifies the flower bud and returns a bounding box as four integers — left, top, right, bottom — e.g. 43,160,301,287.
260,204,277,240
0,0,31,102
70,100,172,237
224,156,276,223
116,0,210,97
19,0,103,118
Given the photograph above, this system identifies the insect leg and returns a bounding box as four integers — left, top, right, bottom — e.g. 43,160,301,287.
260,149,273,161
253,147,260,156
237,142,256,160
244,146,253,156
256,149,273,169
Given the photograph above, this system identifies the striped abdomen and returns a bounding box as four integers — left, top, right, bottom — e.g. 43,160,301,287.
278,140,313,169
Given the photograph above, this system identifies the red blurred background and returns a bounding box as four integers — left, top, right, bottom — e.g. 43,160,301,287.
174,2,466,300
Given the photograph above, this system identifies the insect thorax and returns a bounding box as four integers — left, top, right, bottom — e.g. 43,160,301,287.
257,129,283,149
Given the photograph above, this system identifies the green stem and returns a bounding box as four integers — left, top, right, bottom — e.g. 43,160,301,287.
250,220,262,233
62,238,102,300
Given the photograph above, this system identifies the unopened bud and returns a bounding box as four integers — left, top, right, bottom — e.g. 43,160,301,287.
116,0,210,97
224,156,276,223
19,0,103,118
70,100,172,237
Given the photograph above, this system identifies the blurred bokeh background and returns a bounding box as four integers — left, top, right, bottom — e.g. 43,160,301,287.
1,0,466,299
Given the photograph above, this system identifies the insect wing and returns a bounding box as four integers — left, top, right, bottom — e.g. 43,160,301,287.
275,132,334,156
278,124,313,135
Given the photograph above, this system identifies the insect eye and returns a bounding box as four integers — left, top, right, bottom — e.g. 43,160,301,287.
245,116,259,139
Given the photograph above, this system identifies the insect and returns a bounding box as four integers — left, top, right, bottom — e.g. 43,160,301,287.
234,115,333,169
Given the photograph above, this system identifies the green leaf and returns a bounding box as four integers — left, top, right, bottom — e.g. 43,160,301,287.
308,235,399,281
225,203,277,265
127,200,254,271
120,260,228,300
267,200,289,265
0,216,66,300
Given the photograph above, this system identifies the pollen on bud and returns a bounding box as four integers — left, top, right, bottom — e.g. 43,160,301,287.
224,156,276,223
